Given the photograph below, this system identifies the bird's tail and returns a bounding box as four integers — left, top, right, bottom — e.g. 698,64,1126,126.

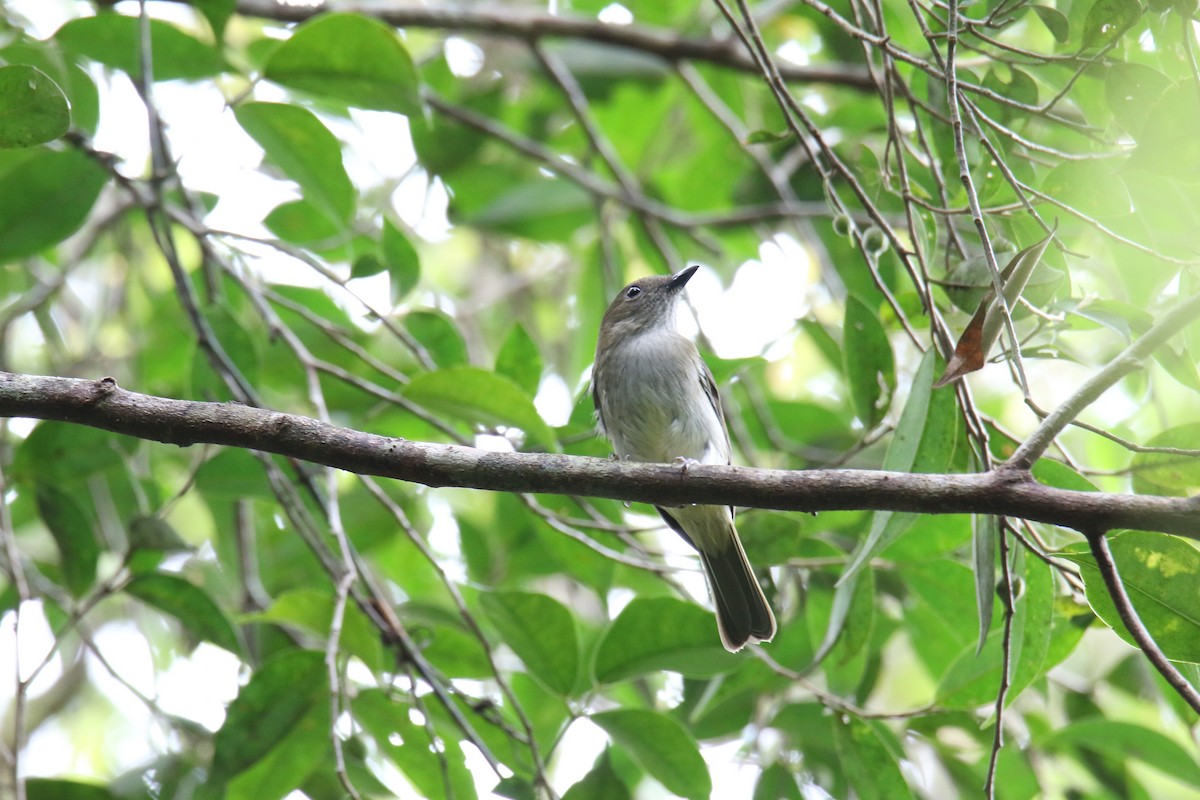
658,505,776,652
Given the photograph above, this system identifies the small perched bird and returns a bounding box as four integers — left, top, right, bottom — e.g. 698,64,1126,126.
592,265,776,652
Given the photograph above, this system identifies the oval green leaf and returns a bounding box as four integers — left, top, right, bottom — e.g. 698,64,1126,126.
593,596,734,682
403,367,557,449
480,590,579,696
55,15,228,81
263,13,420,115
590,708,711,800
0,147,107,263
234,101,354,225
0,65,69,148
1058,531,1200,662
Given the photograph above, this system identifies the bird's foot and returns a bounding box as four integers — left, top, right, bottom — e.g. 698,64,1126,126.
673,456,701,476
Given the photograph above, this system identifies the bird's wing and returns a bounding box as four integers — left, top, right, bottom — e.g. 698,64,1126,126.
698,355,732,465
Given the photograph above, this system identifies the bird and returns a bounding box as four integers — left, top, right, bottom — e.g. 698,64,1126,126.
592,264,776,652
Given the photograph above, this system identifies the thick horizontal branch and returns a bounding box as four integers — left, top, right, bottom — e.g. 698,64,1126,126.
231,0,873,88
2,372,1197,539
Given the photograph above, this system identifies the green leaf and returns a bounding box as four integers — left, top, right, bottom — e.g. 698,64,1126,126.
405,309,468,368
1058,531,1200,662
263,13,420,115
382,218,421,302
35,484,98,597
1030,5,1070,41
833,717,914,800
263,198,343,247
1081,0,1142,50
564,749,631,800
754,762,803,800
356,688,478,800
27,780,118,800
493,776,537,800
744,129,790,145
841,349,956,582
0,41,100,135
55,15,228,81
593,596,736,682
495,324,544,396
1131,423,1200,495
842,295,895,428
972,513,997,654
209,650,327,783
194,449,273,498
0,65,69,148
249,588,382,671
591,709,711,800
937,550,1053,707
125,573,243,655
403,367,557,449
234,102,354,225
1039,719,1200,787
0,147,107,263
12,422,126,484
1104,63,1173,138
466,178,594,242
480,590,579,696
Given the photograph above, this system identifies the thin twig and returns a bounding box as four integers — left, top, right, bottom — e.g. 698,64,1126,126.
1085,532,1200,715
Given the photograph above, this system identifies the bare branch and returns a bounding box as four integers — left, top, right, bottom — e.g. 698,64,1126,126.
229,0,874,88
1,372,1196,539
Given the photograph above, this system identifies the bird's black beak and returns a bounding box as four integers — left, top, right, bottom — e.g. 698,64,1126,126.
667,265,700,291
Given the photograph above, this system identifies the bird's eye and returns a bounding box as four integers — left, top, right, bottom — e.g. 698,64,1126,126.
625,286,642,299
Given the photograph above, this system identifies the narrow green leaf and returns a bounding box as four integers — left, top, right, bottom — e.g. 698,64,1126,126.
209,650,326,783
1058,531,1200,662
805,566,875,673
234,102,354,226
593,597,735,683
0,147,107,263
0,65,69,148
264,13,420,115
744,129,790,145
495,324,544,396
842,295,895,428
591,709,711,800
55,16,228,81
1039,719,1200,787
841,349,955,582
125,573,242,656
972,514,997,654
480,590,579,696
403,367,557,449
35,484,98,597
382,218,421,302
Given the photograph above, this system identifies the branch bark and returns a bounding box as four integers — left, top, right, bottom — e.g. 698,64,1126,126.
2,371,1197,539
227,0,873,88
